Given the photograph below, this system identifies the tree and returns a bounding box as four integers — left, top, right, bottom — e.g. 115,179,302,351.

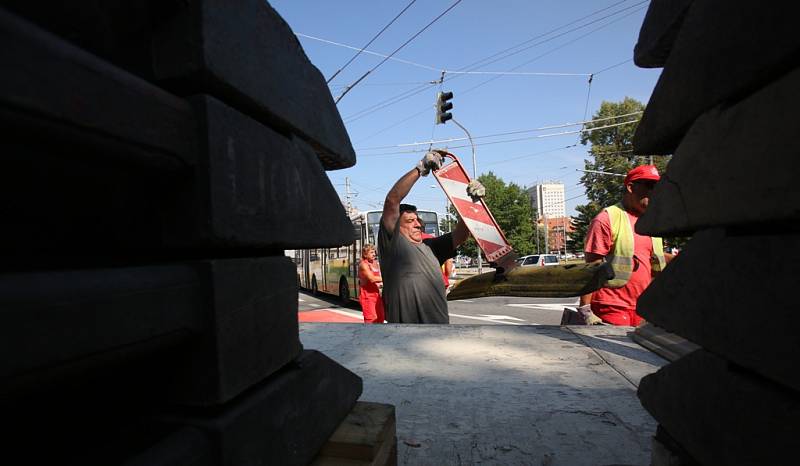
451,172,535,259
571,97,671,251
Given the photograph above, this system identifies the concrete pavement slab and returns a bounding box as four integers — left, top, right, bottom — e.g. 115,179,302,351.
300,324,665,465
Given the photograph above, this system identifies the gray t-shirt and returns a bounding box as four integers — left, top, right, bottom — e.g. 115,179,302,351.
378,217,455,323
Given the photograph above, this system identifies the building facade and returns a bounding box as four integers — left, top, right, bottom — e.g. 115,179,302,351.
528,182,565,219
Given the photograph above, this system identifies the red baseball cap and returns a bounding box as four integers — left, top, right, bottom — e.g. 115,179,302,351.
624,165,660,185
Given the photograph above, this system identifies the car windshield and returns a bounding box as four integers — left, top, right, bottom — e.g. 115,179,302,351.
524,256,540,265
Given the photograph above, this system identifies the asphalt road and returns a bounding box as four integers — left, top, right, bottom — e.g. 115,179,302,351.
298,289,578,325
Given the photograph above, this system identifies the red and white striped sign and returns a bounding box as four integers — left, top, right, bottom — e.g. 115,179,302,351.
433,154,514,262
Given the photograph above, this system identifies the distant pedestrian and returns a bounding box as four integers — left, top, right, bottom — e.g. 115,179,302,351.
422,234,455,293
442,258,455,293
358,244,385,324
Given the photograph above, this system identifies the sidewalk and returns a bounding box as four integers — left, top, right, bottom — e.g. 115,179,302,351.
300,324,665,465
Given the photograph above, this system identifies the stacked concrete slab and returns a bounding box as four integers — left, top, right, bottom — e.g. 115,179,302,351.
0,2,362,464
631,1,800,464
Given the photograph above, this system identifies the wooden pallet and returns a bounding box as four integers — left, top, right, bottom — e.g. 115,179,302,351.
312,402,397,466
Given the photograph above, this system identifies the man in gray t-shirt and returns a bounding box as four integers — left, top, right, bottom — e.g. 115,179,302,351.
378,150,485,323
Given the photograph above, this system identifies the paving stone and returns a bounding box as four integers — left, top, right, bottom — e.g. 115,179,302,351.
638,229,800,392
0,6,197,171
636,66,800,237
633,1,800,154
0,2,354,170
1,257,302,405
164,96,355,249
638,350,800,466
633,0,693,68
159,350,363,466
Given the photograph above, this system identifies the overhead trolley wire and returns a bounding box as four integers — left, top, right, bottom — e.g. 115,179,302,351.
454,5,648,100
457,0,649,73
354,3,649,142
303,34,594,78
326,0,418,84
593,58,633,75
331,0,643,126
358,119,641,158
333,0,463,104
357,111,644,151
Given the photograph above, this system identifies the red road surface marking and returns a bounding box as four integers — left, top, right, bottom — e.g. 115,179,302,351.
299,309,363,323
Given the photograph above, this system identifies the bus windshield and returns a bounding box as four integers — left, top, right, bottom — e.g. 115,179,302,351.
364,210,440,243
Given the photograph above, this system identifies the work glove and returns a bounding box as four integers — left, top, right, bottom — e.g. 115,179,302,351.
578,304,604,325
466,179,485,201
415,151,443,177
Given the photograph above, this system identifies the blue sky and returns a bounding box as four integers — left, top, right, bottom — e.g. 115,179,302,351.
271,0,660,218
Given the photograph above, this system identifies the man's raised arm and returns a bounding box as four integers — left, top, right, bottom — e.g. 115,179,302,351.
381,152,443,233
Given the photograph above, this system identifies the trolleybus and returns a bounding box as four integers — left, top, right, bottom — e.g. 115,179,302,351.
288,209,440,303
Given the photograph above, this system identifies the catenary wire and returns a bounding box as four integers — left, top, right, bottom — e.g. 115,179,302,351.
334,0,463,104
356,111,643,151
358,119,641,157
337,1,645,126
326,0,418,84
355,5,647,142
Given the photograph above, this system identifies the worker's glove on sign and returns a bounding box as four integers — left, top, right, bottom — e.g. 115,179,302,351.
578,304,604,325
466,179,486,202
416,151,443,176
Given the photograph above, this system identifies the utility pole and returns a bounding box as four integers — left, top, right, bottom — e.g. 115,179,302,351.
543,212,549,254
344,177,353,215
433,90,482,272
452,117,481,273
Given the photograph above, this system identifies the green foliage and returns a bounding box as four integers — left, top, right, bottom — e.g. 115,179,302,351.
571,97,671,251
453,172,536,259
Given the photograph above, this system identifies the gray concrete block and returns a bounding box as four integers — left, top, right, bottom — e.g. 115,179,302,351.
633,0,693,68
0,6,197,171
633,1,800,154
0,264,204,394
638,229,800,392
151,0,354,170
636,66,800,237
175,256,302,405
1,257,302,406
0,1,355,170
638,350,800,466
159,350,363,466
163,95,355,249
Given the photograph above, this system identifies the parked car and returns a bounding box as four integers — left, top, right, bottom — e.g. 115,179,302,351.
515,254,560,267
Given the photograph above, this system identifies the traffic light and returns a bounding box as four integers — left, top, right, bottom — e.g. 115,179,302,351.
435,91,453,124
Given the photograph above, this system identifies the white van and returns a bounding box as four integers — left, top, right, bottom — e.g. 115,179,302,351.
515,254,560,267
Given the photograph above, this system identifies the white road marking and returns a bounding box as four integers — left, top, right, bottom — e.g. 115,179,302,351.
507,303,577,311
307,303,320,307
478,314,525,321
298,298,305,302
458,300,475,303
449,313,525,325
